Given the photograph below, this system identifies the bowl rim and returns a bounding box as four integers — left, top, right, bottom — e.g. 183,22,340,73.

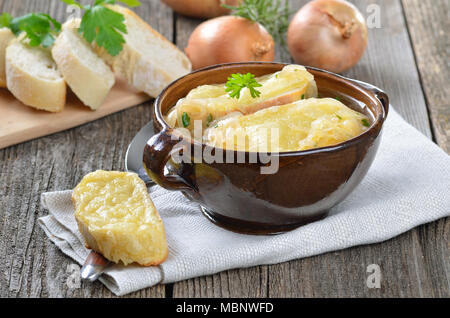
153,62,388,158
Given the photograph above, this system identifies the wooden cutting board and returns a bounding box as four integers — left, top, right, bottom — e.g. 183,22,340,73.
0,77,151,149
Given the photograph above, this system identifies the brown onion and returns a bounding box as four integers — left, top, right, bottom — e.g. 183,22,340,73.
185,16,275,70
162,0,240,19
287,0,368,73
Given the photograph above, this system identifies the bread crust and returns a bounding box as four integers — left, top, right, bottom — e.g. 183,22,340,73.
6,41,66,112
0,28,15,87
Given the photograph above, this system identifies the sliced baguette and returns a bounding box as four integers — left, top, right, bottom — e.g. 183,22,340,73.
0,28,15,87
52,19,115,110
6,40,66,112
95,5,192,97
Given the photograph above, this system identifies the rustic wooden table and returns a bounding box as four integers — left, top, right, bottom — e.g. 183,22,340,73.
0,0,448,298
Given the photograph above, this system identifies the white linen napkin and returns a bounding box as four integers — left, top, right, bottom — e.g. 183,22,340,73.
39,108,450,296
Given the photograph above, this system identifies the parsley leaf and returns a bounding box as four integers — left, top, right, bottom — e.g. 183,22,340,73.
59,0,84,8
63,0,141,56
225,73,262,99
0,13,61,48
0,13,13,28
362,119,370,127
182,112,190,128
80,5,126,56
113,0,141,7
61,0,140,8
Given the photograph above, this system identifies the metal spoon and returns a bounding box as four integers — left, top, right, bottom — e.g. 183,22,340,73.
124,120,155,185
81,250,110,282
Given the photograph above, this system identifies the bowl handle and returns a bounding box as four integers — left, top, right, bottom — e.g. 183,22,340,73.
143,129,197,191
347,78,389,118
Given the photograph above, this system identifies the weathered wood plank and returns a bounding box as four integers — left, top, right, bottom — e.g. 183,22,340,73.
401,0,450,297
402,0,449,153
0,0,170,297
342,0,431,137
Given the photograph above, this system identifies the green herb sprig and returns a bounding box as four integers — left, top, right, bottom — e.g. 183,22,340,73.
223,0,290,48
182,112,190,128
225,73,262,99
362,119,370,127
60,0,141,56
0,12,61,48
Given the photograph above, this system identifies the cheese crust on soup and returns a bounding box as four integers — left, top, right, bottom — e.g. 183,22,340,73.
203,98,370,152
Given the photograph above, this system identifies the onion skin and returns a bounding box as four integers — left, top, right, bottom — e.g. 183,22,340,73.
162,0,240,19
287,0,368,73
185,16,275,70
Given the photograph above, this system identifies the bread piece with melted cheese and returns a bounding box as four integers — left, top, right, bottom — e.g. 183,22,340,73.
203,98,370,152
72,170,168,266
166,65,317,130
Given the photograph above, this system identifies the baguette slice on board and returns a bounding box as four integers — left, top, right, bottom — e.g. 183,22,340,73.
52,19,115,110
0,77,150,149
0,28,15,87
95,5,192,97
6,40,66,112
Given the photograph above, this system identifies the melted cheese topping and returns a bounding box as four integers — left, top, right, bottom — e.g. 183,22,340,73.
166,65,317,130
72,170,168,266
203,98,370,152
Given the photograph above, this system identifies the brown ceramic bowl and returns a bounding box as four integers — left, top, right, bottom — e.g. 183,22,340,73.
143,62,389,234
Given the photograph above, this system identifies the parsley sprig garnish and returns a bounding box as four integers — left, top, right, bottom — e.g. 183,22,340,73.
225,73,262,99
60,0,141,56
223,0,290,48
0,12,61,48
